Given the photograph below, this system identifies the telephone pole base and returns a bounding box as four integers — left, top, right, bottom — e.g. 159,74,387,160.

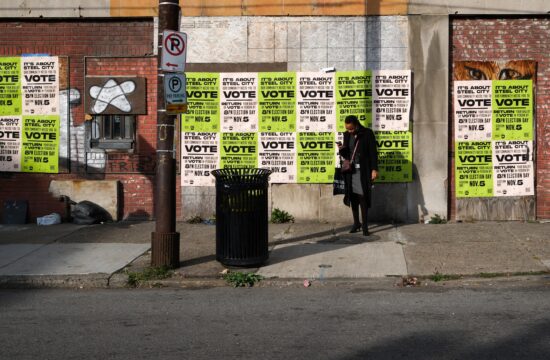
151,232,180,268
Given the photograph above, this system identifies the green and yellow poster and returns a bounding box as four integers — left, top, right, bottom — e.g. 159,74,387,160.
492,80,533,141
375,131,412,183
220,132,257,169
336,71,372,131
180,70,413,186
454,70,535,198
21,115,59,173
0,56,60,173
182,73,220,132
297,132,335,183
0,116,22,171
0,57,21,115
455,141,493,198
258,72,296,132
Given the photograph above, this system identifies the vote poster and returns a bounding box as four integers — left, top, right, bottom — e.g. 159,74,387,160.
0,57,21,115
492,80,533,141
21,115,59,173
220,73,258,132
453,70,535,198
258,73,296,132
0,116,22,171
455,141,493,198
258,132,296,183
220,132,257,169
336,71,372,131
181,132,219,186
180,70,413,186
372,70,411,131
492,141,534,196
296,73,336,132
182,73,220,132
297,132,335,184
454,81,492,141
0,56,60,173
21,57,59,115
375,131,413,183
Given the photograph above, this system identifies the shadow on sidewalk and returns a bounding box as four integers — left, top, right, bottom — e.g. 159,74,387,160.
178,223,399,269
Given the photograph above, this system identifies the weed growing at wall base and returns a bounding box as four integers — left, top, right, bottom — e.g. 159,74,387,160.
428,214,447,224
271,208,295,223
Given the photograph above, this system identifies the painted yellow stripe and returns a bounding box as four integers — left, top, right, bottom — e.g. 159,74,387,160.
110,0,408,17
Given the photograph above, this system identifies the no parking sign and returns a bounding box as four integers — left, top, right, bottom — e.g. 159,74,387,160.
161,30,187,72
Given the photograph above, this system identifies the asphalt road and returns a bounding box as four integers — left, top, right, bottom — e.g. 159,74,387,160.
1,282,550,360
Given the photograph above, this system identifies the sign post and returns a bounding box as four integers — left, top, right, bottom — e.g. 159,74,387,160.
152,0,182,268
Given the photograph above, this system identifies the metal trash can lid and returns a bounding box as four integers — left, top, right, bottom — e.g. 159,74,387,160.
211,168,272,184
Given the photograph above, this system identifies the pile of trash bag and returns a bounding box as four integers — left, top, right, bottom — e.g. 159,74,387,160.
71,201,113,225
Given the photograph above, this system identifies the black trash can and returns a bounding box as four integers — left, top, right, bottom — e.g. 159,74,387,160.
211,168,272,267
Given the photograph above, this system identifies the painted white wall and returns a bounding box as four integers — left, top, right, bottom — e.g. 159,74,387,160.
0,0,110,17
179,16,429,223
180,16,409,71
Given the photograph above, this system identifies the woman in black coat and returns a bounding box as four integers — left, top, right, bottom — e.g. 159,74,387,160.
338,115,378,236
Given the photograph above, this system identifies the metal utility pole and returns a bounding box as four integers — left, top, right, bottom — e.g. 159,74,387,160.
152,0,181,268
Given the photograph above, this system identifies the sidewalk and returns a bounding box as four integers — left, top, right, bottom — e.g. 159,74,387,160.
0,220,549,288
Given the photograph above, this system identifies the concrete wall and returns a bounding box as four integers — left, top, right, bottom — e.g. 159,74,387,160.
179,14,454,223
179,16,420,223
49,180,120,220
408,0,549,15
2,0,548,18
407,15,450,222
0,0,110,17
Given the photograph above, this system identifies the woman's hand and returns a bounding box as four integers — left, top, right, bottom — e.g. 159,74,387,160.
371,169,379,181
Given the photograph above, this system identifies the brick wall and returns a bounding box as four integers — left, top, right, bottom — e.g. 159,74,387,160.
0,19,168,222
86,57,181,220
451,17,550,220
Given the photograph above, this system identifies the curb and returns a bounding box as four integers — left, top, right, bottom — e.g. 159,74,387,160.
1,272,549,290
0,274,111,289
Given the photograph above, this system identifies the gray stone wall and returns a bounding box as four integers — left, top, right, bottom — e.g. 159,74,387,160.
181,16,409,71
179,16,428,223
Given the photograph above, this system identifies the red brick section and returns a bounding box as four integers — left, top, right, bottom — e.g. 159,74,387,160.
86,57,182,220
451,17,550,220
0,20,183,222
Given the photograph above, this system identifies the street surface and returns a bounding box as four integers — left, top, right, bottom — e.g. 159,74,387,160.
1,282,550,359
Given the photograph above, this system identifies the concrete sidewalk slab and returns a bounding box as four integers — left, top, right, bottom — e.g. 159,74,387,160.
0,244,43,268
57,222,154,244
395,223,512,244
404,241,547,276
0,243,150,276
0,224,84,245
258,241,407,279
398,222,550,276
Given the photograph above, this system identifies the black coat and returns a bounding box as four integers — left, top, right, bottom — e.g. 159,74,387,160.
338,126,378,207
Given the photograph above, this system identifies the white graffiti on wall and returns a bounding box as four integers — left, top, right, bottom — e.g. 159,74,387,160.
59,88,81,166
89,79,136,113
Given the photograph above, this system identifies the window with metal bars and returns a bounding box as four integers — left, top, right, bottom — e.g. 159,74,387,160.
90,115,135,150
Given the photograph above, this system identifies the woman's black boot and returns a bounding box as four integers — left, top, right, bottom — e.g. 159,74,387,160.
349,223,362,233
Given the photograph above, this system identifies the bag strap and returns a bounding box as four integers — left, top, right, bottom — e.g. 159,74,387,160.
350,138,359,162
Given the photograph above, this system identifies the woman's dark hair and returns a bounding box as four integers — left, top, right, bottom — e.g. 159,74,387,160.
344,115,361,127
